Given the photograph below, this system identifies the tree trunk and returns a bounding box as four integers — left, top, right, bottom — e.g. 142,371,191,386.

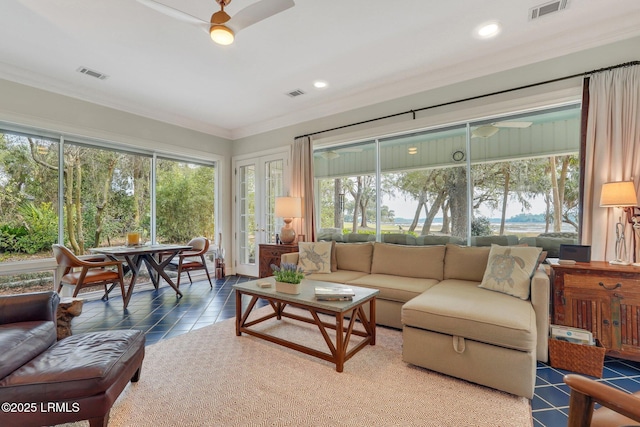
94,158,118,246
440,200,450,234
409,190,427,232
448,168,468,239
421,190,446,235
499,166,510,235
549,157,562,232
74,160,84,253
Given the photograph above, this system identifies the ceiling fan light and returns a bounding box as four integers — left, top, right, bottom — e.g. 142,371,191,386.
210,25,234,45
472,125,500,138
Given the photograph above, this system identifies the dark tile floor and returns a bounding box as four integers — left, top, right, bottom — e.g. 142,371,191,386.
71,275,640,427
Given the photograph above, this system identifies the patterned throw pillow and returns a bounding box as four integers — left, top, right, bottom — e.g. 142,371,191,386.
479,244,542,300
298,241,332,274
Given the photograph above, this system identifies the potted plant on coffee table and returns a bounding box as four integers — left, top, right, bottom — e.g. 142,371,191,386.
271,262,305,294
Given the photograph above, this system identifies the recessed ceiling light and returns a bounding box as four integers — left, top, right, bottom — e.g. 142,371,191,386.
313,80,328,89
474,21,501,39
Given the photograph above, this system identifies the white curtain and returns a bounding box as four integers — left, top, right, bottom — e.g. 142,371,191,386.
291,136,316,242
582,65,640,261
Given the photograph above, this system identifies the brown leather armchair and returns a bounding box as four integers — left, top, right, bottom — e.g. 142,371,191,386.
53,244,127,304
0,291,145,427
564,373,640,426
167,237,213,288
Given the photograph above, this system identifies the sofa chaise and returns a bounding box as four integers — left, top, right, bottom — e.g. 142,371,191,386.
282,242,549,398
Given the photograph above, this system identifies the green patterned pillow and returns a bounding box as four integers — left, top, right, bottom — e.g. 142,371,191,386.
298,241,332,274
479,244,542,300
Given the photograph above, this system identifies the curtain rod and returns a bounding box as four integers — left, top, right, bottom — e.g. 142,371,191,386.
296,60,639,140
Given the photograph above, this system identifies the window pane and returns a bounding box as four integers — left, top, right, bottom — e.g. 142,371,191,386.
64,142,151,252
239,164,256,264
0,131,59,261
265,159,283,244
380,126,469,242
469,104,580,240
156,159,216,244
315,141,377,237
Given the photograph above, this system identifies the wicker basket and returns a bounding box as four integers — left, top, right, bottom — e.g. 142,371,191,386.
548,338,606,378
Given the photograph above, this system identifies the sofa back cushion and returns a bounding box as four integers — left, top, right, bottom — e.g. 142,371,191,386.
335,242,374,273
371,242,445,280
0,321,56,379
443,244,491,282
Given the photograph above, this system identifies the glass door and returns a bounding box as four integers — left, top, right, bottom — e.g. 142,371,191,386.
235,152,287,277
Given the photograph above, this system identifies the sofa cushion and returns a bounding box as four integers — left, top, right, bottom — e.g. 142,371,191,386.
297,241,332,274
370,243,445,280
0,321,56,379
381,234,416,245
402,280,536,352
347,274,439,303
415,235,461,246
443,244,490,282
335,242,374,273
305,270,368,284
471,235,519,246
479,244,542,300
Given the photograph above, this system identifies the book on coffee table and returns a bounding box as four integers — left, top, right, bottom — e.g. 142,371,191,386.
315,286,355,301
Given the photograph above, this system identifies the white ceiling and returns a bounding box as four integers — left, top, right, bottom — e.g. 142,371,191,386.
2,0,640,140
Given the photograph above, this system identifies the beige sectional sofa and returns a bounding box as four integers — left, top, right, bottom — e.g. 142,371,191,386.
281,242,550,399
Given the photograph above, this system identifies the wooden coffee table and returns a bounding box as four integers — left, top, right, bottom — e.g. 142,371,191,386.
234,278,379,372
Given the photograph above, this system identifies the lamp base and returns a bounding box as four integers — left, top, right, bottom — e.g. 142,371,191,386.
280,221,296,244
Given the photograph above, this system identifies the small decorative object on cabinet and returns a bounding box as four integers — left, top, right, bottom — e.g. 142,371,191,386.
550,260,640,362
258,243,298,278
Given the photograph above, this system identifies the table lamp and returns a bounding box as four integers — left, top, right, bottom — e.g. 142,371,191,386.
600,181,638,265
275,197,302,244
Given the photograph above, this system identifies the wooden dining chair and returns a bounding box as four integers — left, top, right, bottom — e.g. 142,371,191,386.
564,373,640,426
167,237,213,288
53,244,127,304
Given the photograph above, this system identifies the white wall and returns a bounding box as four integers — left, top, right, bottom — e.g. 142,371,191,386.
231,36,640,154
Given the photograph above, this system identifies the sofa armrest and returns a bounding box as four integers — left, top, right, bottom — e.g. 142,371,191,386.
0,291,59,325
530,267,550,362
281,252,299,265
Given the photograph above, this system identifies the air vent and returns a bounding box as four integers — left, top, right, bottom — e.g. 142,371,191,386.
286,89,305,98
76,66,108,80
529,0,568,20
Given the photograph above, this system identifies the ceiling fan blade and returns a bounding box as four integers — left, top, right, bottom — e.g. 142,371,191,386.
493,121,533,128
136,0,207,25
230,0,295,32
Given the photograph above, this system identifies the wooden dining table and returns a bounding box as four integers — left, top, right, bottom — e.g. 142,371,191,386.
90,244,191,308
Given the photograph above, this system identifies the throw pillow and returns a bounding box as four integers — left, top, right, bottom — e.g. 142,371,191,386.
298,241,332,274
479,244,542,300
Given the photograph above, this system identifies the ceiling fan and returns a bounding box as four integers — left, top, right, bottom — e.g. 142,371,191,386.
318,146,364,160
471,121,533,138
137,0,295,45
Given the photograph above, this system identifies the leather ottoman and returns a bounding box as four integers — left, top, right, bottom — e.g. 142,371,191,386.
0,329,145,427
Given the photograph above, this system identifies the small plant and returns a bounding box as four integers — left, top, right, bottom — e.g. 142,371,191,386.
271,262,305,284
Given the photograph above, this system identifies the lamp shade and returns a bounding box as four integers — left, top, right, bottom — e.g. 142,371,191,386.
275,197,302,218
600,181,638,207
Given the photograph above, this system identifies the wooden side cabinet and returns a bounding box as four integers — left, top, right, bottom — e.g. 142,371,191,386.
550,261,640,362
258,244,298,278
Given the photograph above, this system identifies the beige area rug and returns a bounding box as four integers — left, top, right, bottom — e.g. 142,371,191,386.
68,307,532,427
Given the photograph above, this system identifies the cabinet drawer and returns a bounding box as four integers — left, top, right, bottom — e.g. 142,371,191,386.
565,274,640,292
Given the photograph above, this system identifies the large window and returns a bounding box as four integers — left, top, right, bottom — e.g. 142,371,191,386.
0,128,217,295
314,103,581,243
0,132,59,261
